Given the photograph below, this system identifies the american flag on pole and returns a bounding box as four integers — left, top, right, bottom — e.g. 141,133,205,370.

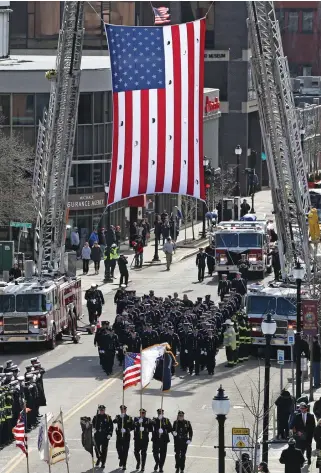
105,20,206,207
153,6,171,25
12,409,29,456
123,352,141,390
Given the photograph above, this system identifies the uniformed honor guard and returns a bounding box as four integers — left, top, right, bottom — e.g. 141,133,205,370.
134,408,152,471
172,411,193,473
238,253,250,280
218,274,231,302
152,408,172,473
92,404,113,468
113,405,134,470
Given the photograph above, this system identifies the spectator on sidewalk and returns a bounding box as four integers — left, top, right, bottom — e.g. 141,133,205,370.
132,238,144,268
154,214,162,244
142,218,150,246
89,229,99,248
81,242,91,275
235,453,253,473
313,336,321,388
118,254,129,286
130,222,138,247
163,237,175,271
275,389,293,440
258,462,269,473
105,225,116,247
115,225,121,247
291,402,315,465
71,227,80,253
91,241,101,275
161,220,170,244
279,438,305,473
98,227,106,258
313,397,321,421
161,210,168,222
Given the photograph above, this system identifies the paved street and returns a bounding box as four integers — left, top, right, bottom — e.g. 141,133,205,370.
0,190,288,473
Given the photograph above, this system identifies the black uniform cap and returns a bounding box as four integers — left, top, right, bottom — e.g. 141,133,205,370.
6,360,13,368
157,408,164,413
139,408,146,413
120,405,127,409
178,411,184,415
11,365,18,371
98,405,106,410
30,357,39,363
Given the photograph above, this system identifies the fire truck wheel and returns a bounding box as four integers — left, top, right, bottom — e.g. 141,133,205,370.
46,325,57,350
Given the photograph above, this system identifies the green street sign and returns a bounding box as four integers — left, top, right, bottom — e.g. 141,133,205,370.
10,222,32,228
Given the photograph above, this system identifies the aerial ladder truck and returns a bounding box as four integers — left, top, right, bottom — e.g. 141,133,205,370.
0,2,85,350
247,1,311,282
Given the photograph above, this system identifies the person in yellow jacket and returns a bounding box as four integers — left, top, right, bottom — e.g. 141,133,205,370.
308,207,320,242
223,319,236,368
104,243,119,279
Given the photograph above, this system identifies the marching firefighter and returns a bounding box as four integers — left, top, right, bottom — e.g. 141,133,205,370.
85,283,105,325
172,411,193,473
232,316,240,364
195,248,207,282
113,405,134,470
238,253,250,281
134,408,152,472
204,329,217,375
92,404,113,468
205,243,215,276
152,408,172,473
231,272,247,302
223,319,236,367
238,313,247,362
218,274,231,302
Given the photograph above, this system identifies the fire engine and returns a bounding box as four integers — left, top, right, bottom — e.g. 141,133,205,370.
214,221,272,279
0,276,81,349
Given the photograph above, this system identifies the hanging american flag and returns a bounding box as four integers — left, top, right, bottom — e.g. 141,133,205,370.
153,6,171,25
123,352,141,390
12,409,29,456
105,19,206,207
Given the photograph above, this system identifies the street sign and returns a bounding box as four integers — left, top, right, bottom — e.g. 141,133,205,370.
302,299,318,336
277,350,285,365
287,330,295,345
232,428,250,451
10,222,32,229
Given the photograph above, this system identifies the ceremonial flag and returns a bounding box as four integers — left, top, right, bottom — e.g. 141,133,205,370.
37,412,53,463
12,409,29,456
105,19,206,206
80,417,94,456
153,6,171,25
47,412,69,464
123,352,141,390
141,344,167,388
154,350,177,391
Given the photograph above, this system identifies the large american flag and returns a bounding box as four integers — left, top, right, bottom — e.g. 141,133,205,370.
12,409,28,456
105,20,206,207
123,352,141,390
153,6,171,25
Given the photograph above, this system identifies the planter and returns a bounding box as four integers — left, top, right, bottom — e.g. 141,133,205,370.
308,182,315,189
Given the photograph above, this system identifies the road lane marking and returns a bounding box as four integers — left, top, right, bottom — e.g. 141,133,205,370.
2,373,121,473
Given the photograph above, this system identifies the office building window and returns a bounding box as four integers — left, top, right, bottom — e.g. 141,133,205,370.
78,93,93,124
303,65,312,76
77,125,93,156
93,163,103,185
0,95,10,125
78,163,92,187
275,9,285,32
12,94,35,125
288,11,299,32
35,93,50,122
94,92,105,123
302,11,313,33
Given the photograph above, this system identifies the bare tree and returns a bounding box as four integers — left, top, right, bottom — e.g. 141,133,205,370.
181,196,197,240
213,165,237,207
0,129,35,226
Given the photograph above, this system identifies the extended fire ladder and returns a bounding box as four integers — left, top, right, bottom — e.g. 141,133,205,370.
32,2,85,275
247,2,311,280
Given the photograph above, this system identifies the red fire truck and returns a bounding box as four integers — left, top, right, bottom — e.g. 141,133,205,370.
214,222,272,279
0,276,81,349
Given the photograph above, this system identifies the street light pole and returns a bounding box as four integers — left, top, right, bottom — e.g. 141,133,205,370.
293,261,305,399
153,194,160,262
202,157,210,239
212,385,230,473
261,313,277,464
104,183,113,283
235,145,242,196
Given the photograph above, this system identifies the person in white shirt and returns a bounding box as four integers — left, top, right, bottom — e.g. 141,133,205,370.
163,237,175,270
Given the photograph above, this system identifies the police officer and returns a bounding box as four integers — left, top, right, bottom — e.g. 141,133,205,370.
134,408,152,472
187,327,202,375
141,324,159,349
179,323,191,371
204,329,217,375
172,411,193,473
113,405,134,470
218,274,231,302
85,283,105,325
152,408,172,473
99,325,118,375
195,248,207,282
92,404,113,468
238,253,250,281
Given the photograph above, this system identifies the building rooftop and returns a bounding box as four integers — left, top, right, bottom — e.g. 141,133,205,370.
0,55,111,71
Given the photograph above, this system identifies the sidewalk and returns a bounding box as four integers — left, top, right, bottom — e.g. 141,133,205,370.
78,221,208,302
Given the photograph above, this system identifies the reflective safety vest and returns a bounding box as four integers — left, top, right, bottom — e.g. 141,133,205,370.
4,391,12,420
239,325,247,343
223,328,236,350
110,248,119,260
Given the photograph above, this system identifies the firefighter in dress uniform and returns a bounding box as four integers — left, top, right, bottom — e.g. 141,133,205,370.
152,408,173,473
218,274,231,302
113,405,134,470
93,404,113,468
172,411,193,473
223,319,237,367
238,253,250,281
134,408,152,472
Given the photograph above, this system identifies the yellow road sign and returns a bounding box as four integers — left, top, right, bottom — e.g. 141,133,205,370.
232,427,250,451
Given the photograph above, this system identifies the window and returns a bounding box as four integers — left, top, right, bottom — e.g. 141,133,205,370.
78,93,93,124
77,163,92,187
276,9,285,31
288,11,299,32
302,11,313,33
93,163,103,185
16,294,46,312
94,92,105,123
0,95,10,125
36,93,50,122
215,233,238,248
77,125,93,156
12,94,35,125
276,298,296,316
247,296,276,314
303,66,312,76
0,294,15,313
239,233,262,248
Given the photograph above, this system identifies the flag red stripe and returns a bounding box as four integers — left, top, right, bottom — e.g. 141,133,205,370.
138,90,149,195
171,25,182,193
122,91,133,199
198,19,206,200
155,88,166,192
108,93,119,205
187,22,195,196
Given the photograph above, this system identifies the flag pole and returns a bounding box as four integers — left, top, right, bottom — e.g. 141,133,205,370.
140,345,143,440
60,409,70,473
45,413,52,473
159,350,166,438
24,403,30,473
122,356,125,438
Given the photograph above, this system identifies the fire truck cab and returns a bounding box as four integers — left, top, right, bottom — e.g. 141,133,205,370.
214,221,272,279
0,276,82,350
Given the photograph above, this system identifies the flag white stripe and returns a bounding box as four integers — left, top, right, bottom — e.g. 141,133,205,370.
162,25,174,194
114,92,126,203
193,20,201,200
130,90,141,197
147,88,158,194
179,23,189,196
